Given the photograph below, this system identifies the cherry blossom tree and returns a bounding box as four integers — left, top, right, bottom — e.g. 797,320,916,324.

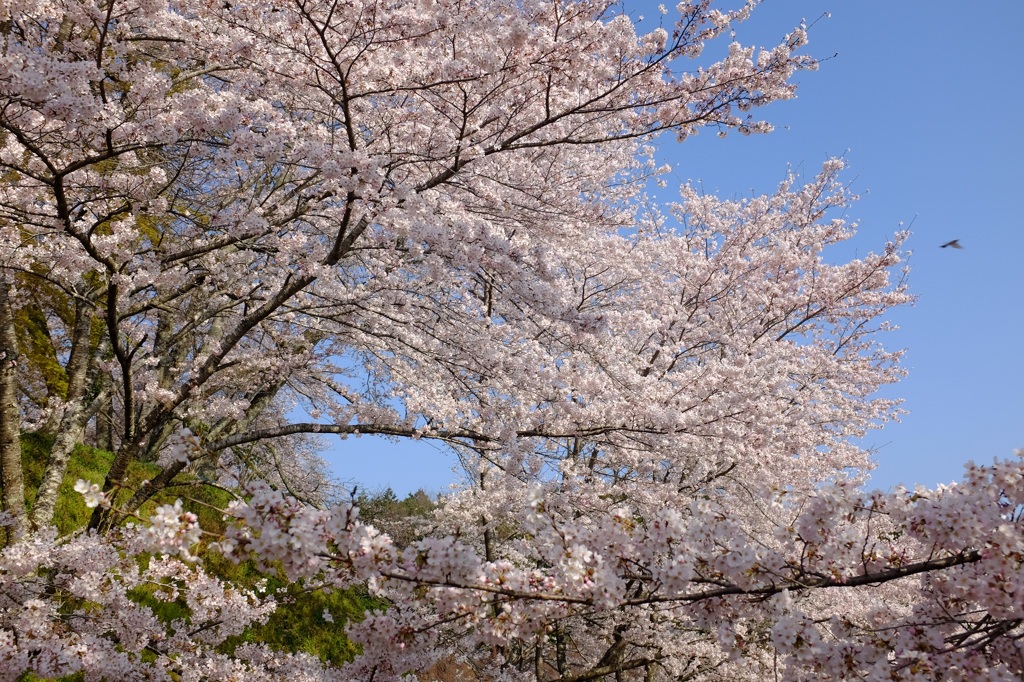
1,0,1021,680
0,0,818,528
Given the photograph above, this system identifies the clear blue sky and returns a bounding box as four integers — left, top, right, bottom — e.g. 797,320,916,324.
322,0,1024,496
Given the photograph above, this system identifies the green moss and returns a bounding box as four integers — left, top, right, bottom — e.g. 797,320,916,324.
14,301,69,400
19,431,53,499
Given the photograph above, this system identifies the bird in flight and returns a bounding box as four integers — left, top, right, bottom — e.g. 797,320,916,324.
940,239,963,249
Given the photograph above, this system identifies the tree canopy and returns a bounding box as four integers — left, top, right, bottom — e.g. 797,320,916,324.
0,0,1021,680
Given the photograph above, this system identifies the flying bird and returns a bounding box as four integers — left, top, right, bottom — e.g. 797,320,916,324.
940,239,963,249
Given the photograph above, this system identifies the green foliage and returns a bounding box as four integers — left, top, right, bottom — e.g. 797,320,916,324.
18,674,85,682
356,487,436,548
124,547,384,667
221,575,383,665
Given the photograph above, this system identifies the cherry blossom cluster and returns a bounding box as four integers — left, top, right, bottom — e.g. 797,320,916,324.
210,457,1023,680
3,457,1020,680
0,505,292,681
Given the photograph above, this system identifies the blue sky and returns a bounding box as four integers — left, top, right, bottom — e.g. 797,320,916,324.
322,0,1024,496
